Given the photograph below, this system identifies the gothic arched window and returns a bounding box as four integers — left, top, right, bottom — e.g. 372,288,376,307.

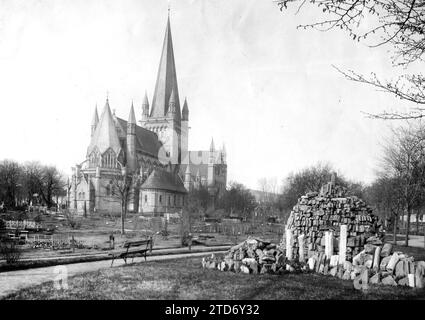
102,149,117,168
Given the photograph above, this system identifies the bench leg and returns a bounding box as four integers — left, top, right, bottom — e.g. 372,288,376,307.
111,257,115,267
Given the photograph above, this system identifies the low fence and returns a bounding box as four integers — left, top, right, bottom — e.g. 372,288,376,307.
29,234,85,250
191,221,284,242
4,220,43,230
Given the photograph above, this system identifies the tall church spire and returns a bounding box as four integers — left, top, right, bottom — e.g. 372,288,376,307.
150,15,181,119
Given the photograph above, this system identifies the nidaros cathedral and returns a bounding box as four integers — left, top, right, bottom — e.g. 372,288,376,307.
69,15,227,216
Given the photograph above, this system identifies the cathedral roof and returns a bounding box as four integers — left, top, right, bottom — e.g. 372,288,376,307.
116,118,163,158
87,99,122,156
141,168,187,193
150,16,181,119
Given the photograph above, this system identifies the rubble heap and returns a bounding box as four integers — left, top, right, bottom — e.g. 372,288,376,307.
201,238,425,289
307,242,425,289
201,174,425,289
202,238,307,275
284,173,384,262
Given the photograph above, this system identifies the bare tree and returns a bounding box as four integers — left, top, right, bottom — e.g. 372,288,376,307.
257,177,279,203
0,160,23,207
108,167,140,235
365,175,404,244
39,166,66,209
21,162,43,204
276,0,425,119
380,122,425,246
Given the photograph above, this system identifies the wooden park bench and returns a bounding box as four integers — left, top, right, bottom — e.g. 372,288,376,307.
109,236,153,267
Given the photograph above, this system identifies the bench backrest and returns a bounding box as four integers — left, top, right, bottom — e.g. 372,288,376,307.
123,237,153,250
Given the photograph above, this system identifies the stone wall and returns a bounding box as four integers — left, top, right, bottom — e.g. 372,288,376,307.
283,177,383,262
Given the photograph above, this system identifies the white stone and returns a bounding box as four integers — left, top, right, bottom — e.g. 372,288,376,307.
308,257,315,270
298,234,305,262
330,255,339,267
408,274,415,288
338,225,347,264
285,228,293,261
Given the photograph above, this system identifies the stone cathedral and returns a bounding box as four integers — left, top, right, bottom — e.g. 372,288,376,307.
69,16,227,216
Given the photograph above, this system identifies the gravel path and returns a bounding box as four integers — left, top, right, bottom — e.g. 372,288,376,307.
396,235,424,248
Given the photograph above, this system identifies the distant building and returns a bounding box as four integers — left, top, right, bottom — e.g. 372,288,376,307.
69,14,227,216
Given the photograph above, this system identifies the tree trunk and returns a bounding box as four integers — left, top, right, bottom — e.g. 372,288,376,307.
416,210,420,235
121,200,126,235
393,214,398,245
405,205,411,247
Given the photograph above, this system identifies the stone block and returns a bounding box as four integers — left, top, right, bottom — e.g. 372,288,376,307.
380,256,392,271
380,243,392,257
370,272,380,284
382,275,397,286
386,253,400,273
398,277,409,286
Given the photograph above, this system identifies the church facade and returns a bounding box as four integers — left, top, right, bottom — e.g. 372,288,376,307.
68,15,227,216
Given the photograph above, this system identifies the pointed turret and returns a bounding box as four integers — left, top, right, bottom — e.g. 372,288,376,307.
184,164,191,191
142,91,149,120
210,138,215,152
181,97,189,164
185,164,191,176
128,101,136,125
150,15,181,119
167,89,176,116
182,97,189,121
87,98,122,157
127,102,137,173
221,143,227,164
91,105,99,137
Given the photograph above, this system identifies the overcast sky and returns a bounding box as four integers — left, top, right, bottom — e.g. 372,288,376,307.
0,0,415,190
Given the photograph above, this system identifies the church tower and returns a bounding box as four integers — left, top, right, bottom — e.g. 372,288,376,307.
141,14,182,170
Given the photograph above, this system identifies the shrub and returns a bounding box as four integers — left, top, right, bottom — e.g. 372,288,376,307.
0,241,22,264
34,215,43,223
64,210,81,229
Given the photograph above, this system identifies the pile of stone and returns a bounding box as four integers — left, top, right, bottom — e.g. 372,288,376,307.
201,237,308,275
201,237,425,290
284,175,384,262
307,242,425,289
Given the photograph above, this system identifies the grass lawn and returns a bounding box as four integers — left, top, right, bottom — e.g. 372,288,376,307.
4,254,425,300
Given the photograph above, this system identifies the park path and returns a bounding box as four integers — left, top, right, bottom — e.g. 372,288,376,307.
396,234,424,248
0,249,226,298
